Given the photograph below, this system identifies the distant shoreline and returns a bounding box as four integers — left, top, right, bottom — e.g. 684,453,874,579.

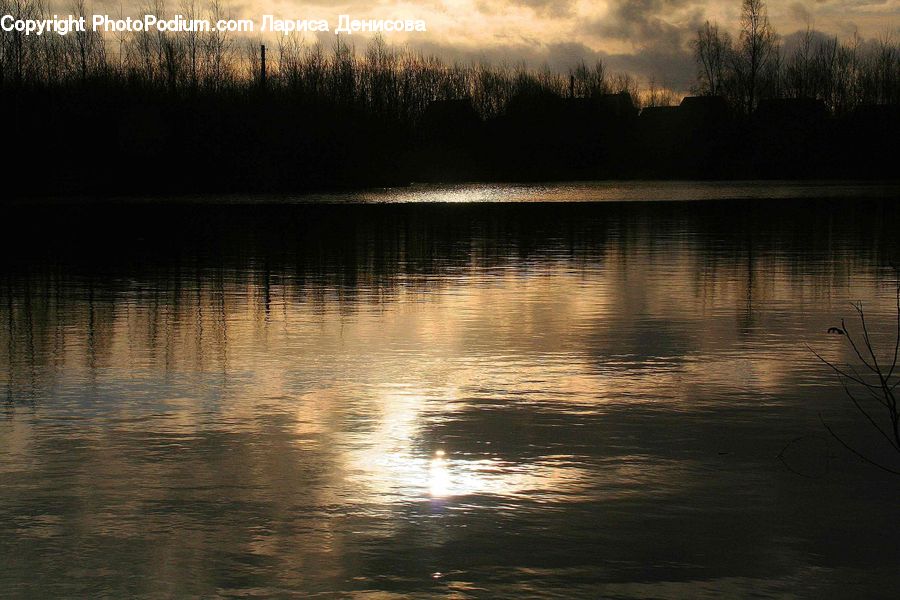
9,180,900,206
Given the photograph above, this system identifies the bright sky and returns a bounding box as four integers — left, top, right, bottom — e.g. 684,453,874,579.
93,0,900,91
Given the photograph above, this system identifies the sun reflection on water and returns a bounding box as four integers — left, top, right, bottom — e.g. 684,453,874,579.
341,387,598,503
429,450,450,498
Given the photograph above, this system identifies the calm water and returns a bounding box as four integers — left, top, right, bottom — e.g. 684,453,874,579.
3,187,900,598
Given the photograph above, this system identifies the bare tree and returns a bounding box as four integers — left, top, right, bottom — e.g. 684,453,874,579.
69,0,106,82
811,288,900,475
833,31,862,114
642,77,679,107
609,72,640,105
569,59,609,98
4,0,41,85
812,35,839,108
180,0,201,89
785,24,815,99
330,35,357,105
204,0,235,90
243,37,261,86
691,20,732,96
733,0,777,112
276,34,302,90
870,32,900,105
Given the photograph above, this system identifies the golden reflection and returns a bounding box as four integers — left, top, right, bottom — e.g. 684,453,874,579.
1,218,893,514
429,450,451,497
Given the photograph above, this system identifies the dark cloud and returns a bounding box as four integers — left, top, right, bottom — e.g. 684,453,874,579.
583,0,703,52
402,38,697,92
779,27,835,54
789,1,812,23
83,0,899,94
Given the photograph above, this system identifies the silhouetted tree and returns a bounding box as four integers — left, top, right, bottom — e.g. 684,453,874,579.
691,20,732,97
204,0,235,89
642,77,679,107
69,0,105,81
180,0,201,89
569,60,609,98
733,0,778,113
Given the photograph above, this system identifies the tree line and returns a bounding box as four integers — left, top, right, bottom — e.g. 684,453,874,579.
692,0,899,114
3,0,897,117
0,0,897,195
0,0,651,120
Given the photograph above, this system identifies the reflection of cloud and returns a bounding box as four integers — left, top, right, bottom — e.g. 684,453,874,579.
338,386,598,503
6,200,900,594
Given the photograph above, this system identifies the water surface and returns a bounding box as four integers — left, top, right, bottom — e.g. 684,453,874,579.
2,187,900,598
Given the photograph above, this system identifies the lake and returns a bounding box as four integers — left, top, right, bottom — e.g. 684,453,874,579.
2,184,900,598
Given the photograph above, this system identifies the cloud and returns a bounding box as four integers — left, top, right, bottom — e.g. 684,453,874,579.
472,0,577,18
586,0,701,45
788,1,812,23
510,0,577,18
80,0,899,92
403,37,697,91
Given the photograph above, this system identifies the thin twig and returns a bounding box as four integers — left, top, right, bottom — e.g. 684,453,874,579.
809,292,900,474
820,416,900,475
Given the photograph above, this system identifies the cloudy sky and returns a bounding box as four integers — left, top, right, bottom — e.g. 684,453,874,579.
105,0,900,91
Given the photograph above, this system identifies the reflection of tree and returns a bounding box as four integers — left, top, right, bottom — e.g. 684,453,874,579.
5,282,13,404
1,200,898,401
